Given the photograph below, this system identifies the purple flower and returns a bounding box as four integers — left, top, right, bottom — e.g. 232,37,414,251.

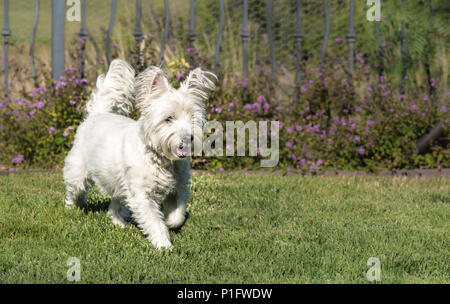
353,136,360,142
440,105,447,113
257,95,265,102
218,168,225,172
301,85,308,93
286,141,294,148
11,154,24,164
295,125,303,132
356,53,364,64
300,158,307,165
63,132,69,137
69,100,76,106
367,120,375,126
176,72,184,79
356,147,365,155
35,101,45,109
286,127,294,134
31,87,44,96
410,104,418,111
288,154,297,160
48,127,56,134
67,126,74,131
310,163,319,170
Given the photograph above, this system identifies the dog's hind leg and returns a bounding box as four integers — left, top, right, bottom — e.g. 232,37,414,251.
108,198,131,227
63,154,88,209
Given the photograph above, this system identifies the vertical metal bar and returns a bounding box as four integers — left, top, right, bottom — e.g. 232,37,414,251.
51,0,65,80
320,0,330,74
400,0,406,95
160,0,170,65
134,0,144,69
294,0,303,104
241,0,250,79
214,0,225,75
106,0,117,65
266,0,275,89
79,0,88,79
425,0,434,96
2,0,11,98
346,0,356,79
30,0,39,87
376,1,384,77
188,0,197,65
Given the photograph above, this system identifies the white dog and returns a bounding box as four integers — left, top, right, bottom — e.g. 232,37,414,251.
63,59,216,249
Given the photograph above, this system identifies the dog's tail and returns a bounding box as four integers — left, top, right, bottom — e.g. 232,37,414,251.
86,59,135,116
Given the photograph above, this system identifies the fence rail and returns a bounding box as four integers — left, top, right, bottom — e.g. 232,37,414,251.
1,0,440,100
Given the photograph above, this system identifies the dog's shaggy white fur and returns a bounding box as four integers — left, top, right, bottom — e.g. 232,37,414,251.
63,59,216,249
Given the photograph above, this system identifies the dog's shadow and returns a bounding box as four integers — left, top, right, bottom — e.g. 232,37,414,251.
82,191,111,214
81,192,189,234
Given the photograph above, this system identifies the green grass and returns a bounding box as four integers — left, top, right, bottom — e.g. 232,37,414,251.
0,172,449,283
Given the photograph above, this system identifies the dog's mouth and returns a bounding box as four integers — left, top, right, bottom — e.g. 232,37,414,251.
176,149,188,158
174,143,190,159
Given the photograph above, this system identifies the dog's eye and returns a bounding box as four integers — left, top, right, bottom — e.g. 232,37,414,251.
165,116,173,122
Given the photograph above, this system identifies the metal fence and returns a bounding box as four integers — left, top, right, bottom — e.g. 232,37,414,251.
1,0,443,101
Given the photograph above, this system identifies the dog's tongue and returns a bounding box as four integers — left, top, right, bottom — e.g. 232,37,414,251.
177,150,187,157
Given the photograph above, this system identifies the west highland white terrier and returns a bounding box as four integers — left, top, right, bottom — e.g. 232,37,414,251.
63,59,216,249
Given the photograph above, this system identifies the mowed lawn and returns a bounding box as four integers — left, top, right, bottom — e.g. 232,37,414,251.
0,172,448,283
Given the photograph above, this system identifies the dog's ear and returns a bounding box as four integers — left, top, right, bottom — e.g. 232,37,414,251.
180,68,217,101
136,66,170,106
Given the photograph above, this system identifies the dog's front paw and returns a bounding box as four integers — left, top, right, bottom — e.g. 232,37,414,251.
151,238,173,251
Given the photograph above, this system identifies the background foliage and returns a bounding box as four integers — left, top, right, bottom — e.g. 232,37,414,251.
0,0,448,172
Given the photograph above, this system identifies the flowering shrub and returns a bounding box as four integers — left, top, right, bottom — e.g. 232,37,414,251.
0,66,91,170
0,48,448,172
